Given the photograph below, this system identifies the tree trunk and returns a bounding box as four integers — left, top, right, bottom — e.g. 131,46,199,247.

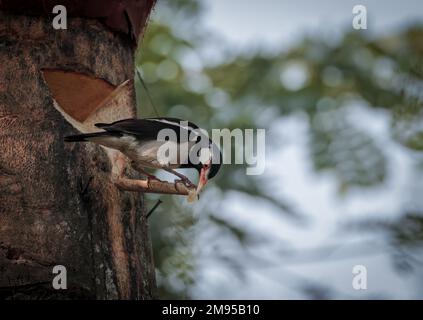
0,7,156,299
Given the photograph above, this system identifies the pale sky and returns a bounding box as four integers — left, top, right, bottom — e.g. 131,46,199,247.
202,0,423,50
190,0,423,299
149,0,423,298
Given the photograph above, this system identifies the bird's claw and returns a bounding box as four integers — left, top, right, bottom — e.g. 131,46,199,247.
175,178,196,189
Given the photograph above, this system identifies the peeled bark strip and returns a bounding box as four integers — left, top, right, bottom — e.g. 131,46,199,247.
0,9,156,299
115,178,193,195
111,152,195,197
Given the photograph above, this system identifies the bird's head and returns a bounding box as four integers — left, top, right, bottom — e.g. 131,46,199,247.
195,142,222,195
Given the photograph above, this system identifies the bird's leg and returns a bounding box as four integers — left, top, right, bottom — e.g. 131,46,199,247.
163,167,196,188
130,161,163,183
111,153,194,196
137,168,162,182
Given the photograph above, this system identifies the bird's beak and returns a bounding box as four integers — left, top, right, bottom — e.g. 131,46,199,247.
196,165,209,196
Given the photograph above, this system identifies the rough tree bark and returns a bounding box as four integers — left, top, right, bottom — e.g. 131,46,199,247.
0,1,157,299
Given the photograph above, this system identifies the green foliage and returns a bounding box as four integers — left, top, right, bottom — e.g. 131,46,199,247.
135,0,423,298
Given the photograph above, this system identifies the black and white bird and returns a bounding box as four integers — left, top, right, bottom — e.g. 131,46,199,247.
64,117,222,195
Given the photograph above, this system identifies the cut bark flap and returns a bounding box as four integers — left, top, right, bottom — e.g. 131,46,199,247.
42,69,115,122
83,79,136,130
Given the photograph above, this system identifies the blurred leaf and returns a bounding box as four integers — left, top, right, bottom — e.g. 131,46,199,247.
309,108,386,189
136,0,423,298
209,215,248,244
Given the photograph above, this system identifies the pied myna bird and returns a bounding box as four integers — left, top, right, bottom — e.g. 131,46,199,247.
64,117,222,196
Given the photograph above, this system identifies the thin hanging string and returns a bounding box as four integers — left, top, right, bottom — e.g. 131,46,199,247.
136,67,160,118
146,199,163,219
135,68,164,208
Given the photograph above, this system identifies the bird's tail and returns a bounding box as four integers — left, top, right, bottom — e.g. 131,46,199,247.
64,131,112,142
95,123,109,129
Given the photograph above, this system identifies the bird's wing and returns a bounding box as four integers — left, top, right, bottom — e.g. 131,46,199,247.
145,117,200,131
95,118,200,142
